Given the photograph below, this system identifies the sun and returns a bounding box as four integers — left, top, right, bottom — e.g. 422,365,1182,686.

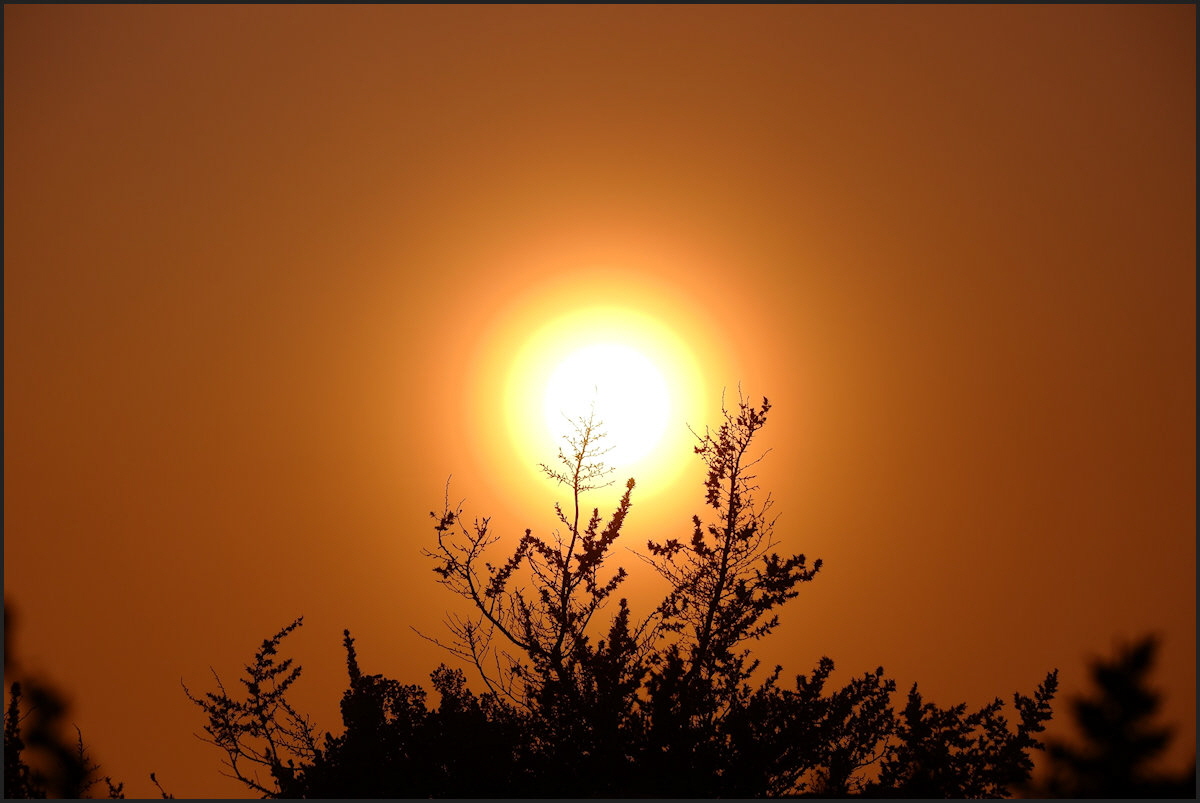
542,342,670,467
502,306,705,498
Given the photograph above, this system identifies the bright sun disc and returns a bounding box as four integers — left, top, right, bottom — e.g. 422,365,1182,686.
501,305,706,498
542,342,670,467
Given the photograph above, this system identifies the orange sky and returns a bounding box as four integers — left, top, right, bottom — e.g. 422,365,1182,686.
4,5,1195,798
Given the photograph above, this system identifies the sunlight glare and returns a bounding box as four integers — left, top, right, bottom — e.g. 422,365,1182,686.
542,343,670,468
500,305,707,499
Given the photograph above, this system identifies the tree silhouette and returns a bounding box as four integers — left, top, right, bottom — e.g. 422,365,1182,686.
182,617,322,797
422,405,656,794
186,395,1059,797
1036,635,1196,798
424,406,642,712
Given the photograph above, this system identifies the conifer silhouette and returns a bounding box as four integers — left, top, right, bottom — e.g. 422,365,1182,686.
1037,635,1195,798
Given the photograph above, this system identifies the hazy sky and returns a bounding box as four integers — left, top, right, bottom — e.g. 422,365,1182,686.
5,5,1194,798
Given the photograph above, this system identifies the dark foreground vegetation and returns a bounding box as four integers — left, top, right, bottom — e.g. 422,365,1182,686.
182,397,1058,797
4,398,1193,797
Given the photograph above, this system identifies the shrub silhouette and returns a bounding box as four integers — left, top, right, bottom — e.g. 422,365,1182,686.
186,395,1059,797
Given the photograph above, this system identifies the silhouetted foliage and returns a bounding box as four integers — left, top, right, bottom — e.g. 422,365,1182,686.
186,395,1059,797
865,677,1057,798
425,407,642,712
4,682,46,800
3,604,126,799
1035,635,1196,798
148,772,175,799
183,617,321,797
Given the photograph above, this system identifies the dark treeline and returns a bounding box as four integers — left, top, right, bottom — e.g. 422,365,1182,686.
4,398,1194,798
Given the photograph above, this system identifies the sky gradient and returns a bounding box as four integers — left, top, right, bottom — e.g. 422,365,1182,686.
4,5,1195,798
